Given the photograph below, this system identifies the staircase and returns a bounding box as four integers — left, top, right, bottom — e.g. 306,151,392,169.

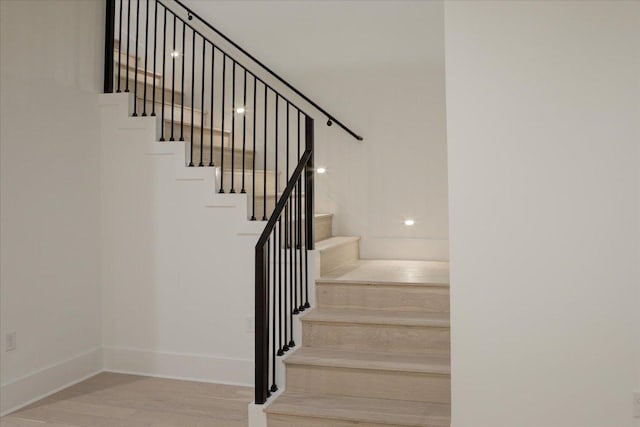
103,1,450,426
266,235,452,426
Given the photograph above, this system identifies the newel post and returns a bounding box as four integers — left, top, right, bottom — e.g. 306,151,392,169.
305,116,315,250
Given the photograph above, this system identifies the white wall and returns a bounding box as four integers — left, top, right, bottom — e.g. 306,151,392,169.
99,95,255,386
445,2,640,426
0,0,104,414
182,0,450,261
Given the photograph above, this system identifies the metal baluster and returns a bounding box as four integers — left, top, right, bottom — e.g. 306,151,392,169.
170,14,176,141
151,0,157,116
241,68,247,193
209,45,215,167
264,237,270,399
132,0,140,116
292,201,299,316
286,103,290,184
125,0,131,92
116,0,123,92
288,196,295,349
179,21,185,141
275,95,279,215
159,6,166,139
296,175,302,312
262,85,267,221
288,104,298,318
280,215,288,354
297,111,304,311
304,116,314,308
199,39,205,167
283,197,289,349
105,0,115,93
219,54,226,192
188,29,195,166
270,233,277,393
230,62,236,193
250,76,257,220
142,0,149,116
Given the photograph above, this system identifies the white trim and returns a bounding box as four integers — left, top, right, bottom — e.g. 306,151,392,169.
0,347,103,416
248,389,284,427
102,346,253,387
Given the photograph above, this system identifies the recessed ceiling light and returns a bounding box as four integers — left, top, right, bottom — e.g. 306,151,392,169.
170,50,180,58
235,107,246,114
316,167,326,174
404,219,415,226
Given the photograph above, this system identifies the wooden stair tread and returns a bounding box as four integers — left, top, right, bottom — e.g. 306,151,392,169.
135,92,207,113
266,392,451,426
114,48,162,78
185,142,255,153
163,116,229,134
285,347,450,375
312,213,332,220
301,307,450,328
318,259,450,287
314,236,360,252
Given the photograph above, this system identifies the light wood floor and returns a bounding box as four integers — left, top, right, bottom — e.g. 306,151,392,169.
0,372,253,427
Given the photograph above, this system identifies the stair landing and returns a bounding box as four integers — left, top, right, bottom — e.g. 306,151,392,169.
320,259,449,286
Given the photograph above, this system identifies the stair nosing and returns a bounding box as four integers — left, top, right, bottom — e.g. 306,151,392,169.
266,392,451,427
301,308,450,328
284,347,451,375
314,236,360,253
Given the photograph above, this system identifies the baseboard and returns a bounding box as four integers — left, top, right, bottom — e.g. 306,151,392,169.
102,346,253,387
0,347,102,416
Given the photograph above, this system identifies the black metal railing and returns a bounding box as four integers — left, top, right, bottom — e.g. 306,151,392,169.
105,0,310,200
255,121,314,403
103,0,348,405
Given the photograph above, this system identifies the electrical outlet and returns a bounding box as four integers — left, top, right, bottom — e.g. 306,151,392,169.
633,391,640,418
246,316,255,333
6,332,16,352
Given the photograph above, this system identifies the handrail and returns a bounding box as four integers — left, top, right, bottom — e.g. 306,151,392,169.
168,0,364,142
256,151,312,249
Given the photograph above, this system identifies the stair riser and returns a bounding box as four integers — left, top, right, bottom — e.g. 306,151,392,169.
302,322,450,354
116,66,162,87
276,215,332,245
286,364,450,403
317,284,449,313
162,121,225,143
249,196,275,220
135,99,207,127
187,146,253,172
267,414,401,427
220,170,279,194
117,77,182,106
315,216,332,242
280,215,332,245
252,199,301,225
320,240,359,275
267,414,448,427
114,48,136,64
